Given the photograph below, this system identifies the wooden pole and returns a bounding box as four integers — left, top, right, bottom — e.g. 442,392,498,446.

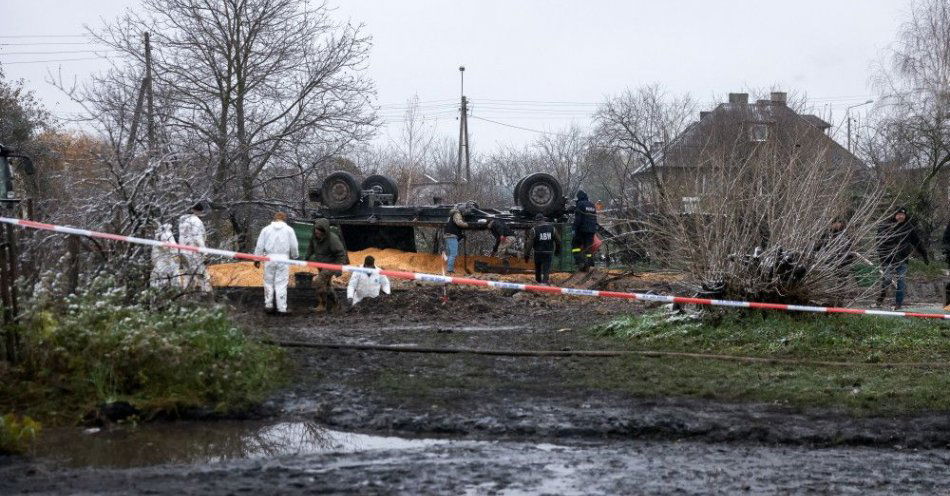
0,222,16,363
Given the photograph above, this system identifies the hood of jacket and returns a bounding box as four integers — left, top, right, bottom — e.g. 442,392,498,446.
576,190,589,201
313,218,330,233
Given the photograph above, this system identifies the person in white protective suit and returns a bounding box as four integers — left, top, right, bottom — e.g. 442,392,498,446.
178,203,212,292
253,212,299,314
346,255,391,307
150,222,180,288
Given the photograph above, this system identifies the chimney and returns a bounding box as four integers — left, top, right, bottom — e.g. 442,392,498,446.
699,111,711,120
728,93,749,105
770,91,787,105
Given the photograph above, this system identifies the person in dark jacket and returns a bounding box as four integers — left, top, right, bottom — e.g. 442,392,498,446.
571,190,598,271
443,201,486,274
525,213,561,284
815,218,855,269
305,218,349,313
875,207,930,310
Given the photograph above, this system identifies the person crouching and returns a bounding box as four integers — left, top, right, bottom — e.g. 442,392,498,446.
347,255,391,307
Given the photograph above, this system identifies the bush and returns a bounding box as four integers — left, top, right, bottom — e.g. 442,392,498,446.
0,414,40,454
1,277,284,423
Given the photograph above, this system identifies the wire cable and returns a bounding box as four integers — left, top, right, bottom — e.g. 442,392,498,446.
1,55,115,65
470,115,577,136
0,41,107,46
0,34,91,39
0,49,121,56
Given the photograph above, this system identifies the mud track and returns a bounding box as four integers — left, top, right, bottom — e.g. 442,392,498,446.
3,285,950,494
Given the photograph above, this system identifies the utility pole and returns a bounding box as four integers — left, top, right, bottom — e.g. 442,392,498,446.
456,66,471,184
846,99,873,153
125,32,154,159
144,31,155,159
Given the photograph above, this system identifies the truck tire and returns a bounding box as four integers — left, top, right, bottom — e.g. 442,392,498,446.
518,172,563,215
361,174,399,204
513,176,527,205
321,171,360,211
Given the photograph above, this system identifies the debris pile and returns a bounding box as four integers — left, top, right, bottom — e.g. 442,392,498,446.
208,248,535,287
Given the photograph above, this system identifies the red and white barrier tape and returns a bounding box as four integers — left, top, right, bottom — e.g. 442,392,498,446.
1,216,947,321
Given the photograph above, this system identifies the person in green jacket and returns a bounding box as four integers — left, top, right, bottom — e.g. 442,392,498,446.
305,218,349,313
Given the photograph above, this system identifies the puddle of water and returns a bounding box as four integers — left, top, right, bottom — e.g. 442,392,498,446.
31,421,448,469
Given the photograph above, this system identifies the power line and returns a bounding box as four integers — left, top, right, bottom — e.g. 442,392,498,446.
478,98,599,105
0,42,107,46
0,56,114,65
0,34,91,39
470,115,576,137
0,49,121,56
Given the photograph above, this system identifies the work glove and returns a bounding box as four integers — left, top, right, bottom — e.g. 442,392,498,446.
254,261,261,269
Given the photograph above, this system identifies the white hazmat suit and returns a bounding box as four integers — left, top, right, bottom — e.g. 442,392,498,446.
346,269,391,306
254,220,299,313
150,223,180,288
178,213,211,292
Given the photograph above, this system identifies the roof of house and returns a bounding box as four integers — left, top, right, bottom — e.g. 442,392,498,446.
632,93,863,175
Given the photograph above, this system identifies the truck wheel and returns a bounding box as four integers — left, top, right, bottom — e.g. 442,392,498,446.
321,171,360,211
513,176,527,205
518,173,563,215
361,174,399,204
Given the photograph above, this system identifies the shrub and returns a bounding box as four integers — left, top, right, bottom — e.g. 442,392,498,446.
0,414,40,454
2,277,284,422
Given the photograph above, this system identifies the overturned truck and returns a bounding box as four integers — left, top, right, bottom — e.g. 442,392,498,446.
293,171,580,272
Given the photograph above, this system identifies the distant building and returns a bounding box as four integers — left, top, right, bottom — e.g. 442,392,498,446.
632,91,866,212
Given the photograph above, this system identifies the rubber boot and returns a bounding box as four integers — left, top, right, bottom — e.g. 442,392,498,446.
314,292,327,313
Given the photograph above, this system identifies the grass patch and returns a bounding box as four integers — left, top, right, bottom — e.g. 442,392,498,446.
0,278,285,425
596,311,950,362
591,311,950,414
0,414,41,454
907,258,949,278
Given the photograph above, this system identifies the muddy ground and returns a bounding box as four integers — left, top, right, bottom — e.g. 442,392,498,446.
2,284,950,494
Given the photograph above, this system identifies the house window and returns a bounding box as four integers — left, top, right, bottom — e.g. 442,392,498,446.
749,124,769,142
682,196,699,214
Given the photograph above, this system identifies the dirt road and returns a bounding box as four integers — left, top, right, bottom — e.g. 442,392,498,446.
2,286,949,494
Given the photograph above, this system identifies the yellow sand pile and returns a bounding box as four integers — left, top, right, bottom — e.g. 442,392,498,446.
208,248,535,288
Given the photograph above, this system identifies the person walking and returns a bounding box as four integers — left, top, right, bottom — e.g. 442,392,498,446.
346,255,391,307
254,212,299,315
150,221,180,289
305,218,349,313
876,207,930,310
178,203,211,292
525,213,560,284
571,190,598,271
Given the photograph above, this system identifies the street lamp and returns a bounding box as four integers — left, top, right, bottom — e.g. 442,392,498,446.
846,99,874,153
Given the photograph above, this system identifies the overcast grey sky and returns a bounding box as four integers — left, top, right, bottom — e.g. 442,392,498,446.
3,0,908,151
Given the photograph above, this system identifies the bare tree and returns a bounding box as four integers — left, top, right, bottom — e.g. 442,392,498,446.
590,85,695,209
386,95,437,205
866,0,950,234
534,125,592,196
85,0,377,248
647,136,888,305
